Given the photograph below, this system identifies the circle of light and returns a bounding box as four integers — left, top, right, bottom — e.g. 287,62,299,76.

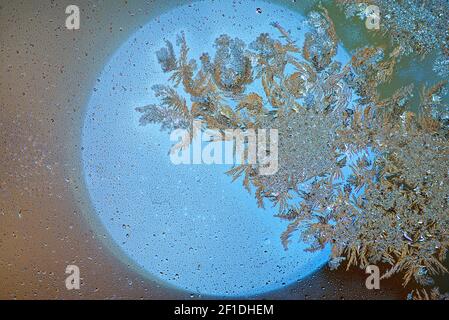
81,0,336,297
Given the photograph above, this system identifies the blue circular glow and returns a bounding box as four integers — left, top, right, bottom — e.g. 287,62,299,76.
81,0,332,297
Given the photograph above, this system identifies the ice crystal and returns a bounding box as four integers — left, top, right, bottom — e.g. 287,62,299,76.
136,7,449,294
337,0,449,78
408,287,449,300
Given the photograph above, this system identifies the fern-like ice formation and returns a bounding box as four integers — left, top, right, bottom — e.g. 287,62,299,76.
136,8,449,296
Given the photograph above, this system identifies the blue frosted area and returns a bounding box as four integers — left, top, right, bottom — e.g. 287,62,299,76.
81,0,335,297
